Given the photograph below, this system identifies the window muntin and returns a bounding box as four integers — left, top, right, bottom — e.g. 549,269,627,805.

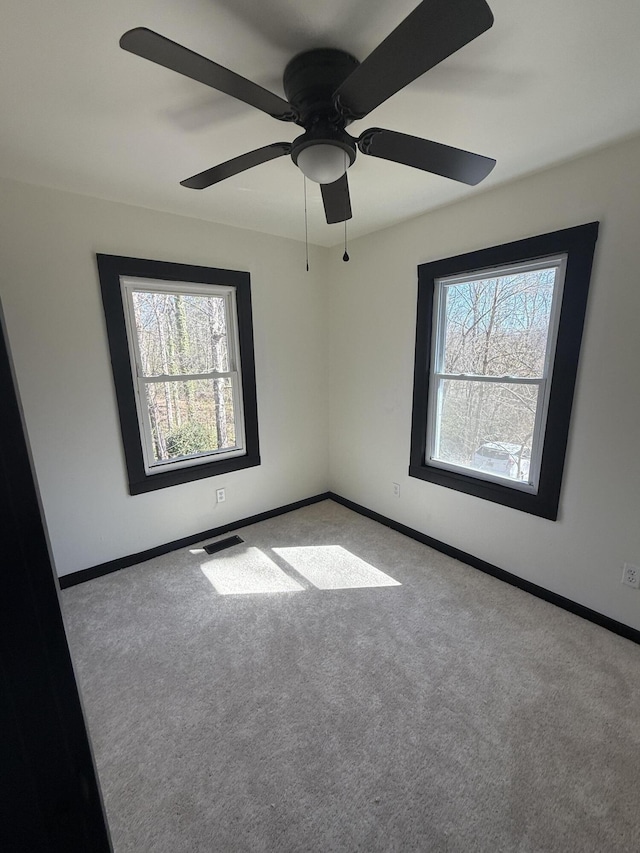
120,277,246,475
425,257,566,492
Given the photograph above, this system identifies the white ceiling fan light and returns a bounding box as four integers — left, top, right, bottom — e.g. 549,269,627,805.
296,143,351,184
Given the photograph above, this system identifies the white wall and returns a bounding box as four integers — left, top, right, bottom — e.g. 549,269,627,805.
328,133,640,631
2,135,640,631
0,179,329,576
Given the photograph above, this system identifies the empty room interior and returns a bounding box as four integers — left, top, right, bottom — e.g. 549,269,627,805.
2,1,640,851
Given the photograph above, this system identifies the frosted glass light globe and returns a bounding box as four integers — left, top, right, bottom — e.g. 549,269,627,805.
297,144,348,184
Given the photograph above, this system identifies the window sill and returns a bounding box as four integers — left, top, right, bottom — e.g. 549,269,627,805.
129,451,261,495
409,461,557,519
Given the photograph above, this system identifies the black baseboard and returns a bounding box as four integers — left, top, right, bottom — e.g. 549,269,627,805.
59,489,640,647
327,492,640,646
58,493,331,589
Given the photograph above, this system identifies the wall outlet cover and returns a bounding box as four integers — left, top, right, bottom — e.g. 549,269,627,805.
621,563,640,589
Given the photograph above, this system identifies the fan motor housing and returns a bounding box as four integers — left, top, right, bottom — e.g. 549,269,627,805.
283,48,359,128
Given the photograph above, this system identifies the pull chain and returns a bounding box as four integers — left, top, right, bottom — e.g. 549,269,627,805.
343,150,350,262
304,175,309,272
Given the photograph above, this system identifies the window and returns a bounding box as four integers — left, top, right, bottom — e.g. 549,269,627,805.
97,255,260,494
428,256,564,490
409,223,599,519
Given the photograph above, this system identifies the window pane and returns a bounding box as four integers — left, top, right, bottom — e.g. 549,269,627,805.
433,379,538,481
144,378,237,463
441,268,556,378
131,291,229,377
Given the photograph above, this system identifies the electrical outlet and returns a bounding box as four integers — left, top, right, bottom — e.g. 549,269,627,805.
216,488,226,503
392,482,400,497
621,563,640,589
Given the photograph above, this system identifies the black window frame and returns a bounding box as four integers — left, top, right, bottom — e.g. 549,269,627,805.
409,222,599,520
97,254,260,495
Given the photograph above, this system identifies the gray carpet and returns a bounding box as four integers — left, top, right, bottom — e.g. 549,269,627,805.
62,500,640,852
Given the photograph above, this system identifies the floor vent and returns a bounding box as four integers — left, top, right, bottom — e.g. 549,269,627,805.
203,535,244,555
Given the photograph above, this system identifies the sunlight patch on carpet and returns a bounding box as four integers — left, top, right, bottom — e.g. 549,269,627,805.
273,545,401,590
201,547,304,595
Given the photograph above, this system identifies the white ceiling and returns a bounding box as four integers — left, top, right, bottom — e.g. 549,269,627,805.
2,0,639,247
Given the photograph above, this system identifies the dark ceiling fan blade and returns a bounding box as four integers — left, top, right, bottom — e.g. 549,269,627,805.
358,128,495,185
334,0,494,120
120,28,297,122
181,143,292,189
320,174,352,224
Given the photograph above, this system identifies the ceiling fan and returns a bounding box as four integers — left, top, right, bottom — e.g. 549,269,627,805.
120,0,496,225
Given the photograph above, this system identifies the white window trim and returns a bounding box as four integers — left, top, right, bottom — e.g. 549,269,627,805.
119,276,247,476
424,254,567,494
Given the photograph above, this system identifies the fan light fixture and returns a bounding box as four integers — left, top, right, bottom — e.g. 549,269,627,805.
296,144,349,184
120,0,497,225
